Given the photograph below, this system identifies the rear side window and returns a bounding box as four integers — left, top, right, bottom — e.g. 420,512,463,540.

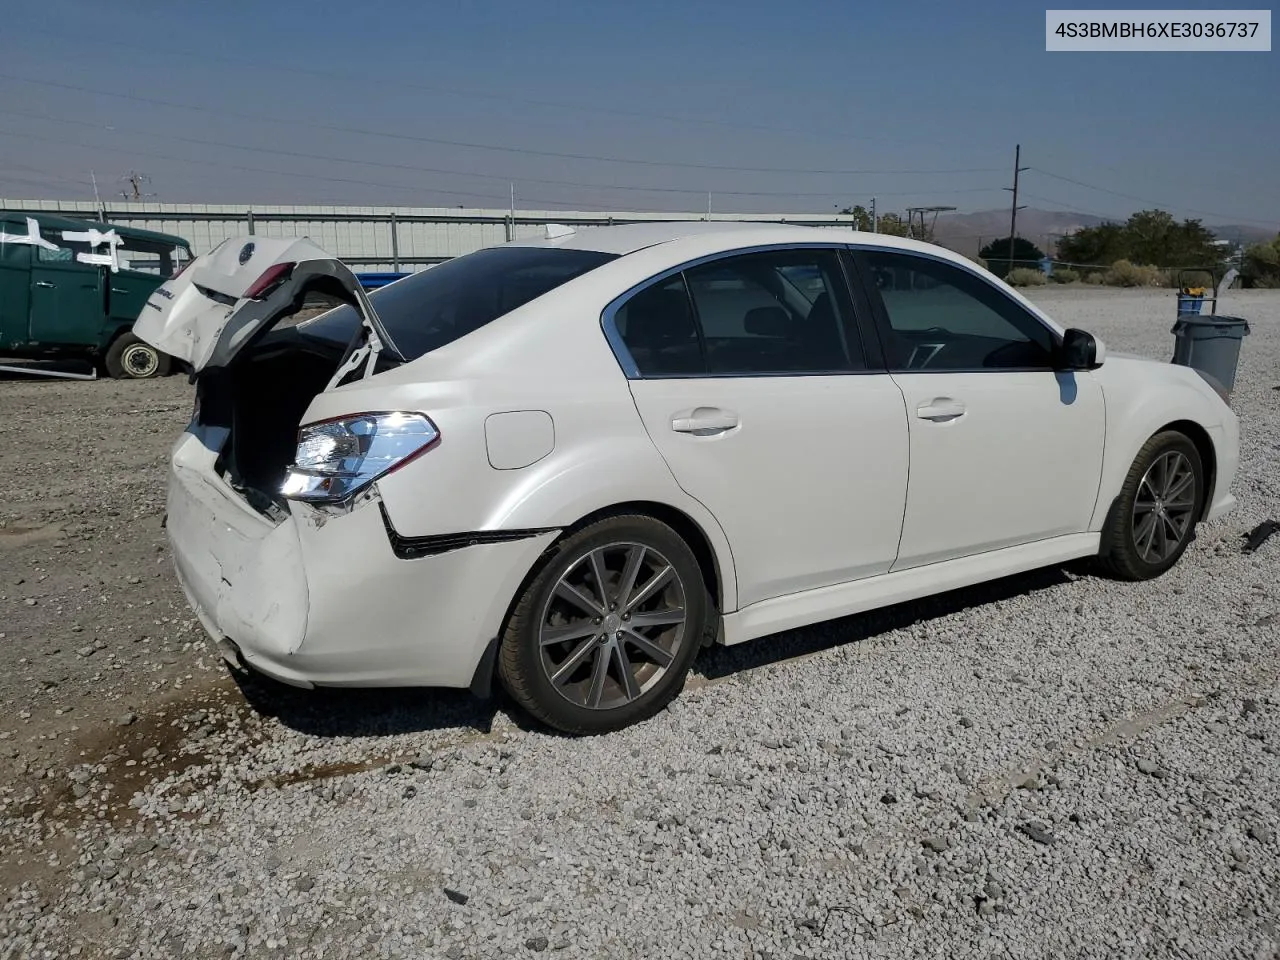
614,277,703,376
299,246,617,360
614,247,864,377
685,249,862,374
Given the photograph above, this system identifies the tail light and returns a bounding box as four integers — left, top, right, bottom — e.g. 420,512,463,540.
244,262,295,301
281,412,439,503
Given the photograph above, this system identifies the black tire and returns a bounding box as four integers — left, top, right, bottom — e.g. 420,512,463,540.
498,514,710,735
1098,430,1204,581
104,334,170,379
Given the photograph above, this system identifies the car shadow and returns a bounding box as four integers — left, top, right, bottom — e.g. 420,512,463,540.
231,561,1086,741
229,669,501,738
695,562,1080,683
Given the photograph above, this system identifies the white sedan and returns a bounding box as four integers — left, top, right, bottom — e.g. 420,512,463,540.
135,222,1239,734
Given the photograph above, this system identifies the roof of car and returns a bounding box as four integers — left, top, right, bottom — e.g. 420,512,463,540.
1,210,190,247
504,219,958,259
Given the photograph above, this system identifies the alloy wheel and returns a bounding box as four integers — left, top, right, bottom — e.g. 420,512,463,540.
1132,450,1196,564
538,542,689,711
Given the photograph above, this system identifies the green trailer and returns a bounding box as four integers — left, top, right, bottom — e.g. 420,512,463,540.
0,211,193,378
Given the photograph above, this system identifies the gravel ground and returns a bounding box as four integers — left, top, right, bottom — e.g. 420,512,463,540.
1,286,1278,960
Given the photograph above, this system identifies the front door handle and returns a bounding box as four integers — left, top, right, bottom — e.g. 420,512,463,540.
916,398,966,422
671,407,739,435
34,281,55,289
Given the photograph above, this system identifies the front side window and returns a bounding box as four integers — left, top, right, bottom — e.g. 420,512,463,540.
860,251,1055,371
35,231,75,263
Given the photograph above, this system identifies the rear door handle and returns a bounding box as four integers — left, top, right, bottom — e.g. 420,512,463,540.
34,281,55,289
916,398,966,422
111,287,128,294
671,407,739,435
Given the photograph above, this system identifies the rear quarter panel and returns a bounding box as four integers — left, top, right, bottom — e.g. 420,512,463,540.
298,256,742,611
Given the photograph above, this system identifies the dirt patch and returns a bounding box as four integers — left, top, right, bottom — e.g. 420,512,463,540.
0,521,65,550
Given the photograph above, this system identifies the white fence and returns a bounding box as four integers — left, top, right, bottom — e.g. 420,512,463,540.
0,200,855,273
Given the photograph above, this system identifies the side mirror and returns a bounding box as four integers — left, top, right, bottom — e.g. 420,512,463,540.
1056,328,1104,371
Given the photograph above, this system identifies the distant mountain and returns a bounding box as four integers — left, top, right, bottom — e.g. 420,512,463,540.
928,208,1275,258
930,209,1111,257
1210,224,1276,246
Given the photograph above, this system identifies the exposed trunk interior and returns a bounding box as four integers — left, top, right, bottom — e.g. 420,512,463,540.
195,328,350,519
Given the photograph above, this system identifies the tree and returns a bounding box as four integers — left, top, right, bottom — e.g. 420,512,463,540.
1057,222,1128,266
978,237,1046,277
839,205,874,231
837,206,909,236
875,212,910,237
1055,210,1221,269
1243,234,1280,287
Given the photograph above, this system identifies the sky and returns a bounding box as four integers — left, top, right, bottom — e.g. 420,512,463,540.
0,0,1276,227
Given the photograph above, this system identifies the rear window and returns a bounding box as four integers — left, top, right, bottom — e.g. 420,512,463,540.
299,246,617,359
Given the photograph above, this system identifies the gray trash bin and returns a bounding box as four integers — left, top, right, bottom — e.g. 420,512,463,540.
1171,314,1251,393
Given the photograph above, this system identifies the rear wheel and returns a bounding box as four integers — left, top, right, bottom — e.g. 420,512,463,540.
498,515,709,735
105,333,170,379
1099,431,1204,580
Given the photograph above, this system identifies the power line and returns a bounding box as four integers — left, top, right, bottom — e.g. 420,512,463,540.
1,24,973,152
0,108,1004,203
5,125,959,214
1030,167,1278,228
0,72,1005,179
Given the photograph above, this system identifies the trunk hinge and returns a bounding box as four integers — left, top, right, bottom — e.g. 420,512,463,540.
326,330,382,388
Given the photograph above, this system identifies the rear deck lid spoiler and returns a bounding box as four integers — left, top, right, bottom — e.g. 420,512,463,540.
133,235,403,373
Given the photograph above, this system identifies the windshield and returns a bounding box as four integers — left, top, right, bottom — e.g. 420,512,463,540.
298,246,618,359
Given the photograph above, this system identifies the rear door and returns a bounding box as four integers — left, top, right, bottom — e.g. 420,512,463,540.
28,235,105,347
614,245,909,609
851,248,1105,570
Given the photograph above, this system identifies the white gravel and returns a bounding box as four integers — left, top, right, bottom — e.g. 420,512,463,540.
3,286,1278,960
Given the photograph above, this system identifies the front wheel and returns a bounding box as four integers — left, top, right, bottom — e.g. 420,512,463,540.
1099,431,1204,580
104,333,170,379
498,515,709,735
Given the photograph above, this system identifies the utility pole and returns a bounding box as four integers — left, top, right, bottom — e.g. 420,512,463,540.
1003,144,1029,273
871,197,877,233
90,170,105,221
507,183,515,242
119,170,154,201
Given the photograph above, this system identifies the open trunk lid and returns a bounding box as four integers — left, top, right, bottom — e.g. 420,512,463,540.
133,235,402,376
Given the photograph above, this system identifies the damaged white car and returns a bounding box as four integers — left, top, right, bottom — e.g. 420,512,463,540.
137,223,1239,734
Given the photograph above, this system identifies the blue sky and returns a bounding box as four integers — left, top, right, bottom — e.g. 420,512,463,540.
0,0,1275,227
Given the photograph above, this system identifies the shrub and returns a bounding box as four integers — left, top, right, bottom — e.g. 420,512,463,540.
1005,267,1047,286
1102,259,1165,287
1049,267,1079,284
969,256,989,272
1082,270,1105,284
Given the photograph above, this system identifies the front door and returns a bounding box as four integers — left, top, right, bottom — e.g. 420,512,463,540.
853,248,1105,570
0,221,33,350
28,241,105,347
614,246,909,608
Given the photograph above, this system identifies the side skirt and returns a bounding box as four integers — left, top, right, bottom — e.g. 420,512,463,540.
721,533,1101,646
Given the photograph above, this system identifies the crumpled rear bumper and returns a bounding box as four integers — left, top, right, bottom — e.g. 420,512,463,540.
165,426,556,689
